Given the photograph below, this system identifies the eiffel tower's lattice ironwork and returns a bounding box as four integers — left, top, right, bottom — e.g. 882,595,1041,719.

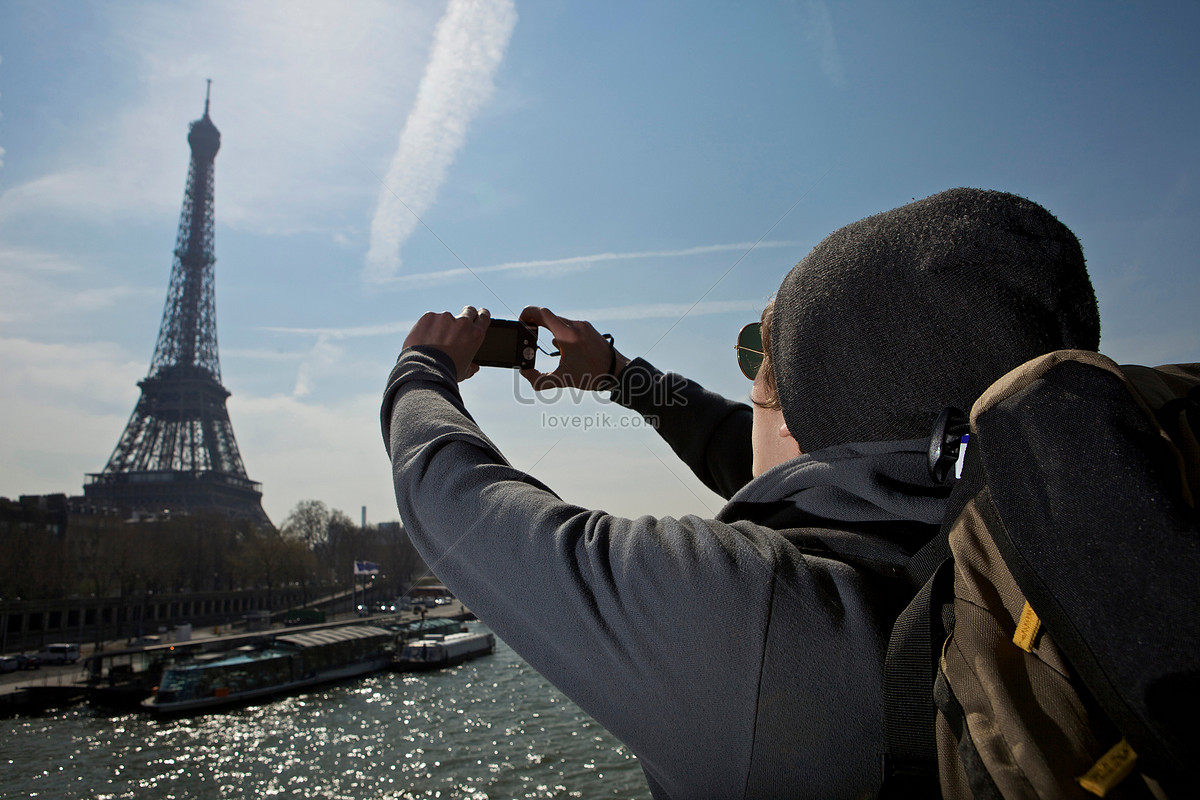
85,83,270,527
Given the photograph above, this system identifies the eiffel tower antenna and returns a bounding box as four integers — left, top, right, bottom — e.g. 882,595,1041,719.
85,83,270,527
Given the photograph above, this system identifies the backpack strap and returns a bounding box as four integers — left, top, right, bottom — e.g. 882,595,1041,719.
879,419,979,795
879,554,952,794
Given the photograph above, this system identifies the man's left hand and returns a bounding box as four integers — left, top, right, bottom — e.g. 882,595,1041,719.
403,306,491,381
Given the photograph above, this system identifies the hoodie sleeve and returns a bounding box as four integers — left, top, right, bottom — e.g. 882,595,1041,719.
381,348,887,799
609,357,753,499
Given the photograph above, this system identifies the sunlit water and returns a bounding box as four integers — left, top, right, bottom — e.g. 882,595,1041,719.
0,625,650,799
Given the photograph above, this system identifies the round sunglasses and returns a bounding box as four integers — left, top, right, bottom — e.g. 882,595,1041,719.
735,322,764,380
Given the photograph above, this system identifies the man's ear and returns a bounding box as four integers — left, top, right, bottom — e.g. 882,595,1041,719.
779,422,802,456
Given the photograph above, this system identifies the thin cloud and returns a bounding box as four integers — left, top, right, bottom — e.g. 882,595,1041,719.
0,336,144,501
0,246,86,275
377,240,803,288
0,246,159,326
228,389,394,524
0,53,5,170
221,347,308,363
259,298,762,341
261,319,417,340
0,337,141,405
804,0,844,86
364,0,518,284
564,300,764,323
292,334,344,398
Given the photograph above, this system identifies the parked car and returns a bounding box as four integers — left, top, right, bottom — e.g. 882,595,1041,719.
0,656,18,673
16,653,41,670
36,643,80,664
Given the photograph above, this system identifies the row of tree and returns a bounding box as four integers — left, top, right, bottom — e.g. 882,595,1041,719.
0,498,428,604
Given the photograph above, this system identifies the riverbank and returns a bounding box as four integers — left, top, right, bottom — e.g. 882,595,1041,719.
0,602,473,716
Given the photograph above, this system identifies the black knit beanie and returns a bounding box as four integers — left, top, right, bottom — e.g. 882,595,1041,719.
771,188,1100,454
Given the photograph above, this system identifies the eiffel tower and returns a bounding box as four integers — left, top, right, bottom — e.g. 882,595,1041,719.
85,83,270,527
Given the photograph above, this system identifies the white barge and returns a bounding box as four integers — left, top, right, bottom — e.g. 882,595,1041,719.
396,631,495,671
142,625,394,714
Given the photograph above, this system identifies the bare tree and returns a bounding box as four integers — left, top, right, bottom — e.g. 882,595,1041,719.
281,500,332,550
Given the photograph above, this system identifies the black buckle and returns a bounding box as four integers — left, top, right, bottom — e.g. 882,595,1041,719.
928,407,968,484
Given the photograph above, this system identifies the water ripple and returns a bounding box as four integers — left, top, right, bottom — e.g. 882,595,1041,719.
0,625,649,799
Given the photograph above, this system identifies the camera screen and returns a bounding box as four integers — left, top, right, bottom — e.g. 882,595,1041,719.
475,324,520,362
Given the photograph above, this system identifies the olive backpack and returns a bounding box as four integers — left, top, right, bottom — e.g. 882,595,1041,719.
882,350,1200,799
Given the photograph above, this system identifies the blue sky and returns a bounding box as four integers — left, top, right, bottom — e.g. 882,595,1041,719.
1,0,1197,527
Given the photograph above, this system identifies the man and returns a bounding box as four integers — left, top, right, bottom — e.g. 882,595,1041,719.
381,188,1100,798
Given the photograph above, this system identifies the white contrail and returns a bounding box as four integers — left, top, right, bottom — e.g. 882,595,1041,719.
260,299,763,340
364,0,517,283
804,0,844,86
563,300,765,322
379,240,804,288
0,54,6,170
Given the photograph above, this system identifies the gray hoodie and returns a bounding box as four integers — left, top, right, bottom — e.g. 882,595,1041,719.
382,349,950,799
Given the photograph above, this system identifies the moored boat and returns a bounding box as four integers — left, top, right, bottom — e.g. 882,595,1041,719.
142,625,394,714
396,631,495,671
396,617,467,641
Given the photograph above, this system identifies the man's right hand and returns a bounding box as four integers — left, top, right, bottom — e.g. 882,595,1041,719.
518,306,630,392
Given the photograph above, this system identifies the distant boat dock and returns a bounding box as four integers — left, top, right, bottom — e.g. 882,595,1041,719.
0,603,475,716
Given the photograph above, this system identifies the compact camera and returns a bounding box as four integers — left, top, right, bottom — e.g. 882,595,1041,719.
473,319,539,369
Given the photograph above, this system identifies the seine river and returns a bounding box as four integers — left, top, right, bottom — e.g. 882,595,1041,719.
0,625,650,799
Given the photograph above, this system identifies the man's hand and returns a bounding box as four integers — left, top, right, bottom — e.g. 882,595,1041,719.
518,306,629,391
403,306,491,382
